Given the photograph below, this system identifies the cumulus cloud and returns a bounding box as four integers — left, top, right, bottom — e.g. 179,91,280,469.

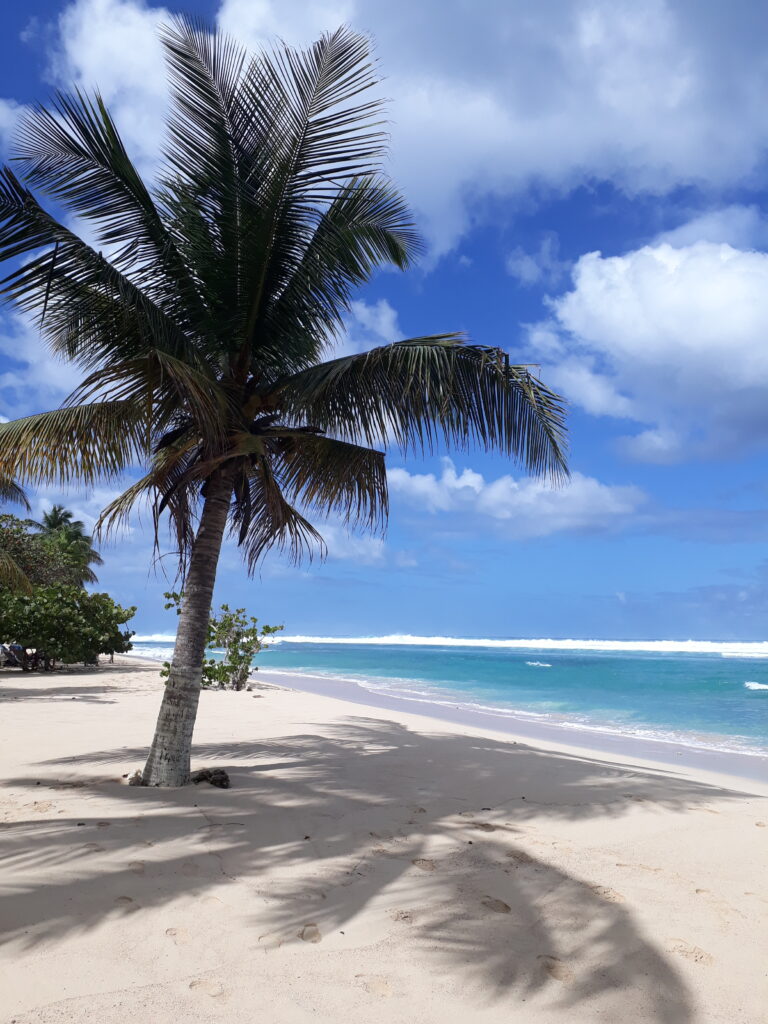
49,0,169,172
388,458,645,538
533,240,768,460
30,0,768,256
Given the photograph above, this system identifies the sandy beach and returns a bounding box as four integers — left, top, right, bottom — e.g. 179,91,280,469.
1,656,767,1024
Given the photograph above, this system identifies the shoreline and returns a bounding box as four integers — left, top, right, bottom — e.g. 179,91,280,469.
254,666,768,786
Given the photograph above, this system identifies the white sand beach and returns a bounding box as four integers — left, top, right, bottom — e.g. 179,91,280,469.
1,656,767,1023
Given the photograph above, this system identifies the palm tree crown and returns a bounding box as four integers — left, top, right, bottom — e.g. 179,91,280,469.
30,504,103,586
0,19,567,783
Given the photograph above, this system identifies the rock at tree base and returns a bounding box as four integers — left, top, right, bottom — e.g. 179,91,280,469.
191,768,230,788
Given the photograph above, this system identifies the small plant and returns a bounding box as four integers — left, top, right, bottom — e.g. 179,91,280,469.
161,592,283,689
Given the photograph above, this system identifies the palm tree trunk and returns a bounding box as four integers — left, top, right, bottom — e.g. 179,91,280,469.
142,473,232,786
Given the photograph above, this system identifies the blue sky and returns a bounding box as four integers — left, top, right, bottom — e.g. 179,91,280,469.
2,0,768,640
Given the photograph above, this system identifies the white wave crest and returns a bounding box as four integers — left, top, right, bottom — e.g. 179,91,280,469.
269,634,768,657
744,681,768,690
526,661,552,668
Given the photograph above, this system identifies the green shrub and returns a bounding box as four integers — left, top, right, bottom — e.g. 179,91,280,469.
0,585,135,669
161,592,283,689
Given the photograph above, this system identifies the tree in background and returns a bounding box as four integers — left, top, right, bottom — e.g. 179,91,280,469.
0,21,568,785
0,513,87,590
30,504,104,586
0,478,31,592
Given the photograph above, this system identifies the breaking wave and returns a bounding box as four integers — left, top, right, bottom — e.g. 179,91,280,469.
265,634,768,657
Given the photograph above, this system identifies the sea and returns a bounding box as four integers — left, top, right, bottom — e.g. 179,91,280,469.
131,634,768,760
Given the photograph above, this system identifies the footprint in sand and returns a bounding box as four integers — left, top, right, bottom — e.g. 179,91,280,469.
537,955,574,983
666,939,714,966
756,821,766,828
128,860,145,875
482,897,511,914
355,974,393,997
411,858,437,872
181,861,201,876
411,807,427,815
391,909,414,924
82,842,104,853
458,811,475,818
589,885,624,903
298,923,322,943
114,896,138,911
471,823,497,832
29,800,54,813
165,927,190,946
189,978,225,997
258,933,284,950
97,821,112,828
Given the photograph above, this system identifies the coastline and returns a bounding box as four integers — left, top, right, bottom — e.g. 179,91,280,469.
255,666,768,786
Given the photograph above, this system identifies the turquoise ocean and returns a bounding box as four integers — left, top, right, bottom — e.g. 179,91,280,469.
132,635,768,758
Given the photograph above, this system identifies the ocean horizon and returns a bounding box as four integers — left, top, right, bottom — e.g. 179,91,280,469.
130,634,768,759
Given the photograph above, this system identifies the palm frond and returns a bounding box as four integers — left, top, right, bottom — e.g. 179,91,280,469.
0,402,148,486
274,338,569,479
258,176,421,373
0,548,33,594
0,477,30,510
0,167,196,368
275,432,387,532
232,455,324,568
13,90,205,321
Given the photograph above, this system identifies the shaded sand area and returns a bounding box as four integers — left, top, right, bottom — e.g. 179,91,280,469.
1,658,767,1023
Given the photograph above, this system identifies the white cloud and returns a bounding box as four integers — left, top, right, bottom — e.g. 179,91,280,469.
0,314,83,419
657,205,768,250
535,240,768,460
0,98,24,155
348,299,401,344
217,0,354,50
33,0,768,256
388,458,645,538
506,233,569,288
332,298,403,359
50,0,168,172
320,523,385,564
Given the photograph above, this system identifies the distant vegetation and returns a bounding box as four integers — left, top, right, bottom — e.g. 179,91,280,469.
0,509,134,669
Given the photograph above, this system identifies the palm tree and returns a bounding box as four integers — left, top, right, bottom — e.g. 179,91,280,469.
0,20,567,785
30,503,104,585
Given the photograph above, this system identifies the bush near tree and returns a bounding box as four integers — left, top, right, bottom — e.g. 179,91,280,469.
162,592,282,690
0,585,135,670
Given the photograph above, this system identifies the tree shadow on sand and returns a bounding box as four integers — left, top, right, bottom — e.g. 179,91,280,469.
1,716,754,1021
